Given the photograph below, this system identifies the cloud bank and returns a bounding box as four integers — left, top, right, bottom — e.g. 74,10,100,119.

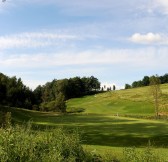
0,48,167,68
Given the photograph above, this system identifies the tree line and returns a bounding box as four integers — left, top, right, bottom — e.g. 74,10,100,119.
34,76,100,112
125,73,168,89
0,73,100,112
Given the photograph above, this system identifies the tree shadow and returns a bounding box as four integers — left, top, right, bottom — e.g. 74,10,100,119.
27,114,168,147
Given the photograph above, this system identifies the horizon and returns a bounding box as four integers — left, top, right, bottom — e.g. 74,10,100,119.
0,0,168,89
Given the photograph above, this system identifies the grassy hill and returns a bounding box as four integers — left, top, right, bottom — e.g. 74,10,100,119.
67,83,168,117
1,84,168,160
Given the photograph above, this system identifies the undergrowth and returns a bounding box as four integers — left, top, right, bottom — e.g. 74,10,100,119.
0,122,89,162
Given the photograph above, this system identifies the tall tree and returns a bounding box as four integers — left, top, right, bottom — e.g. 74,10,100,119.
149,75,162,119
113,85,116,91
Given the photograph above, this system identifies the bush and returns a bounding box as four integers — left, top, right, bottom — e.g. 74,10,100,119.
68,107,85,113
0,111,11,128
0,123,91,162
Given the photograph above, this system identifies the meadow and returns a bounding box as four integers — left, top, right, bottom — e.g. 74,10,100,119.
0,84,168,161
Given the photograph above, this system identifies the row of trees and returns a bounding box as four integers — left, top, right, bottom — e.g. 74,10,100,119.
125,73,168,89
0,73,100,112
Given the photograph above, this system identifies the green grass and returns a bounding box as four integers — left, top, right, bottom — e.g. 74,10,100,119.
67,83,168,116
1,84,168,160
83,145,168,161
1,107,167,148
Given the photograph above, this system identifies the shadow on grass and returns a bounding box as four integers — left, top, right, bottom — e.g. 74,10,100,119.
29,114,168,148
2,106,168,148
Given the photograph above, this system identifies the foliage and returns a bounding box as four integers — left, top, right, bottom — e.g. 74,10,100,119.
125,84,131,89
0,123,92,162
125,73,168,89
34,76,100,112
0,111,11,128
54,93,66,112
123,144,164,162
0,72,100,113
0,73,34,109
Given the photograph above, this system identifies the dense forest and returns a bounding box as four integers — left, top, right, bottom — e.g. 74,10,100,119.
125,73,168,89
0,72,100,112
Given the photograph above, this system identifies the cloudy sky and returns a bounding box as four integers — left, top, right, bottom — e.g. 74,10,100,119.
0,0,168,89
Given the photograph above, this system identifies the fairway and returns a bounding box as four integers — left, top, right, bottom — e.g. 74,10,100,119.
67,84,168,117
33,114,168,147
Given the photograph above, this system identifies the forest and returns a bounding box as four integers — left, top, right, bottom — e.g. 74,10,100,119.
0,73,100,112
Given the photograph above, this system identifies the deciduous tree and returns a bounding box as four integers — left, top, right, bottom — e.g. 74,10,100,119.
149,75,162,119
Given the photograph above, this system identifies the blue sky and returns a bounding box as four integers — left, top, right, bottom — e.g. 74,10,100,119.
0,0,168,89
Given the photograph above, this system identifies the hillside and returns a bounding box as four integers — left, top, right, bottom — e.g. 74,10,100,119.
67,83,168,117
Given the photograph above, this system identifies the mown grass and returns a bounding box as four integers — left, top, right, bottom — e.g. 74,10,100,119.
1,106,167,148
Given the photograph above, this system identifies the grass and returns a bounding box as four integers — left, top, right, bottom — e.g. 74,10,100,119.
83,145,168,162
0,84,168,161
1,106,167,148
67,83,168,117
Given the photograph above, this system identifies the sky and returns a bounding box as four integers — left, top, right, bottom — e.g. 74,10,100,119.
0,0,168,90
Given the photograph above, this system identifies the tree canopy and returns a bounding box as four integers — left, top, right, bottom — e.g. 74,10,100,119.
0,73,34,109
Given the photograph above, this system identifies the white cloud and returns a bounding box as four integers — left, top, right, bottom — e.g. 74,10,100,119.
0,32,78,49
130,33,168,45
0,47,167,68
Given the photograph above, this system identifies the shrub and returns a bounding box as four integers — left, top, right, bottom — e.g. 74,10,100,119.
0,111,11,128
0,123,89,162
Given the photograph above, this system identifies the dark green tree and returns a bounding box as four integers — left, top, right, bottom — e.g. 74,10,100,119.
125,84,131,89
54,93,66,113
33,85,43,105
142,76,150,86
